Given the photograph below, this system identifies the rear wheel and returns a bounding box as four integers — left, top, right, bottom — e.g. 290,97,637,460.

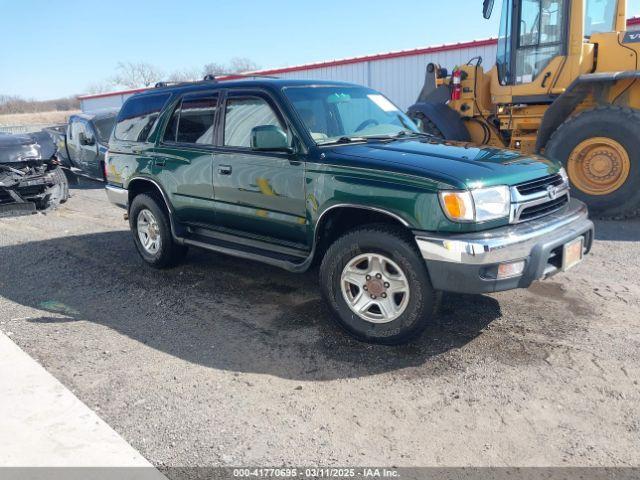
545,107,640,218
129,193,188,268
320,224,438,345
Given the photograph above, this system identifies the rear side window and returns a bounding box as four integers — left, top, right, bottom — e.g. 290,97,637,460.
114,93,171,142
163,93,218,145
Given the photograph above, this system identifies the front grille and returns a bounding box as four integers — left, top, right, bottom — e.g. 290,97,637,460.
516,173,564,196
511,173,570,223
518,195,569,222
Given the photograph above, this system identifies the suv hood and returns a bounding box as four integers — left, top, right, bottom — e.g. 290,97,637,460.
326,138,560,189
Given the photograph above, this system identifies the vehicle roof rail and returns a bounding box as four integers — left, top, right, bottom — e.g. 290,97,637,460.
204,73,280,81
152,73,280,90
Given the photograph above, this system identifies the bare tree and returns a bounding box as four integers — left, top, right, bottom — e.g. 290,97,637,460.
166,68,202,83
202,62,227,77
202,58,261,77
85,82,114,95
111,61,164,89
0,95,79,115
229,57,260,74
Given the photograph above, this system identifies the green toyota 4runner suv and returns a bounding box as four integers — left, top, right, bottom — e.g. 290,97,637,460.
105,78,594,345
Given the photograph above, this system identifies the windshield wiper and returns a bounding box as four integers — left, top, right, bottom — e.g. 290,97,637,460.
318,131,433,146
393,130,434,139
318,136,368,145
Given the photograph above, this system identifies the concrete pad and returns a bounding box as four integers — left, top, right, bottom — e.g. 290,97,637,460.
0,331,164,477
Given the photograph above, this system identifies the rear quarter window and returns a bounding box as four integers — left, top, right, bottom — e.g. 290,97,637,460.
114,93,171,142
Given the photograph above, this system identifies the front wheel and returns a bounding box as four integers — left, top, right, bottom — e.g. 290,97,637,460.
320,224,438,345
38,166,69,210
545,106,640,218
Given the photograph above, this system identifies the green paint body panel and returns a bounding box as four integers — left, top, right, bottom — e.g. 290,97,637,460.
107,79,563,255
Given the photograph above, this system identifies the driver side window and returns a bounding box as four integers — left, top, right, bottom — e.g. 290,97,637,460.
223,96,288,148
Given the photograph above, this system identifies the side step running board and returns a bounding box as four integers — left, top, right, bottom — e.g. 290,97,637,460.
181,232,312,272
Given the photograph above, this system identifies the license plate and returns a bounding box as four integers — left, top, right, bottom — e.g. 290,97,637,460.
562,237,584,271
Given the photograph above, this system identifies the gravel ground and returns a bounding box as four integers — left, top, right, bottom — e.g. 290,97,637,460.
0,179,639,469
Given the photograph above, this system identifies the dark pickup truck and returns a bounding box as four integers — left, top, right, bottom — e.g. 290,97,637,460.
46,110,117,181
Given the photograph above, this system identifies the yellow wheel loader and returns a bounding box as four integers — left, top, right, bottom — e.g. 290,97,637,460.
408,0,640,217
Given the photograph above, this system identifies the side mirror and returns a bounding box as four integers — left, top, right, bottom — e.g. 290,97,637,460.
251,125,292,153
79,132,95,146
483,0,494,19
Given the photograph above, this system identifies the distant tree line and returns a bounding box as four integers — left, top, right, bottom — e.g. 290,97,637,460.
0,95,80,115
86,57,261,93
0,57,261,113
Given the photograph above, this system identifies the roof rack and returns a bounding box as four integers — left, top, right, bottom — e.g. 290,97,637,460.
154,73,279,88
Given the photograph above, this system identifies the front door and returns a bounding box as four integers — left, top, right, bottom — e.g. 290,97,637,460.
152,92,219,227
66,120,83,170
78,120,100,176
212,92,307,246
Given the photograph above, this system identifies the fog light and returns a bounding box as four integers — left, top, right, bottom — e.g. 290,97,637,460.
497,261,526,279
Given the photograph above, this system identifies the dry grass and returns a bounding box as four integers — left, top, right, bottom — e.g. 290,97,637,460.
0,110,81,127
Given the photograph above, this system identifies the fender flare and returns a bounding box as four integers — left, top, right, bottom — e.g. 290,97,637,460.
127,176,187,241
536,71,640,153
407,101,471,142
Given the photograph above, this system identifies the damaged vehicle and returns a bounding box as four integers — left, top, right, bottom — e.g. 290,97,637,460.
46,110,118,181
0,132,69,217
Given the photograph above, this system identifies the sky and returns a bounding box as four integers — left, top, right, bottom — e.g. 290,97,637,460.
2,0,640,100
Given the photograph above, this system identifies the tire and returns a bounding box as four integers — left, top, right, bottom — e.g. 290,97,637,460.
410,112,445,138
38,166,69,210
545,106,640,218
129,193,188,268
319,224,438,345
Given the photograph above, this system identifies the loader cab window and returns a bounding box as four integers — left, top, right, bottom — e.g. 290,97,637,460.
496,0,514,85
496,0,567,85
584,0,617,37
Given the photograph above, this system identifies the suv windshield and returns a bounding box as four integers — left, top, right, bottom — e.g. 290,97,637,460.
284,86,419,145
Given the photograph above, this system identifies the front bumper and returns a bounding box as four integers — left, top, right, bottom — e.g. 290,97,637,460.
415,199,594,294
105,184,128,209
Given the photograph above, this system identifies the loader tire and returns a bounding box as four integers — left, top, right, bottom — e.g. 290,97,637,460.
410,112,444,139
545,106,640,218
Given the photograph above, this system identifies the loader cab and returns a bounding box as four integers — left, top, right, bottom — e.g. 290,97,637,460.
495,0,570,87
490,0,621,97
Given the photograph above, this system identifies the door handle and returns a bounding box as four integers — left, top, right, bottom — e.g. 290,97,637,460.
218,164,232,175
154,158,166,167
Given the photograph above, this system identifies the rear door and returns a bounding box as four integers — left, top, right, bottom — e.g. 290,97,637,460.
152,91,219,227
212,90,307,245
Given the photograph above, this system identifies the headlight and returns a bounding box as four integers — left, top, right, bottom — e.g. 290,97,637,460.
439,185,511,223
559,167,569,184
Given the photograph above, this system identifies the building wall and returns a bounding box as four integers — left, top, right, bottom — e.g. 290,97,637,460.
80,91,142,113
276,44,497,110
78,17,640,113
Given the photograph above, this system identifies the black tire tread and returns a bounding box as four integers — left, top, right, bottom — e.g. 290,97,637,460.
545,105,640,219
129,192,187,269
412,112,445,139
319,223,438,345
